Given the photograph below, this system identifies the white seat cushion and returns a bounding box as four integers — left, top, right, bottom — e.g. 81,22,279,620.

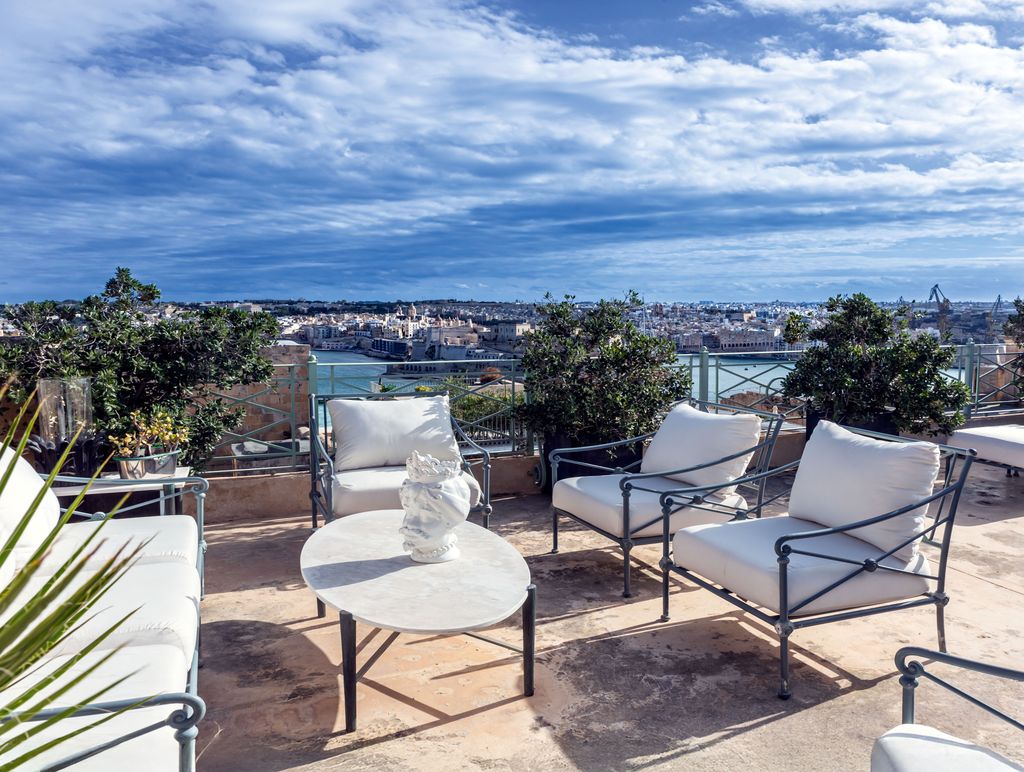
0,447,60,566
31,515,199,574
872,724,1023,771
790,421,940,562
0,644,190,772
327,395,461,471
333,465,482,517
951,425,1024,469
673,515,932,616
3,562,201,660
553,474,746,538
641,403,762,496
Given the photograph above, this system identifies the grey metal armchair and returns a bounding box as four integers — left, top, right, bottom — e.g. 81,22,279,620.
871,647,1024,770
661,422,976,699
550,399,785,597
309,392,493,529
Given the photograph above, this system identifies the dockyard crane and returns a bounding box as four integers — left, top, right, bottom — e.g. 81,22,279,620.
929,284,952,336
987,294,1003,341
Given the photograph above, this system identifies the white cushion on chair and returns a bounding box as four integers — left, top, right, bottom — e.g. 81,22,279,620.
0,447,60,565
640,403,762,495
872,724,1023,771
951,425,1024,469
35,515,199,573
327,395,461,472
0,644,190,772
790,421,940,562
5,562,201,660
672,515,932,616
553,474,746,538
332,465,482,517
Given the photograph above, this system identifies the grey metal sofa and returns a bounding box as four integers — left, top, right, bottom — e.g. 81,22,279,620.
872,646,1024,770
309,392,492,529
0,463,207,771
550,400,785,597
659,420,975,699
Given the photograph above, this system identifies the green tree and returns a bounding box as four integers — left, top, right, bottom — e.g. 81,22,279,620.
1004,297,1024,393
518,293,691,444
0,268,278,468
782,293,970,435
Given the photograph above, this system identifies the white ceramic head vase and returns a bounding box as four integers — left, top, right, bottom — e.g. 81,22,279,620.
399,451,472,563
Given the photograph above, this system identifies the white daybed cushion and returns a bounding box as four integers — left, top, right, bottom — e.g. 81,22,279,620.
0,447,60,565
3,561,200,660
33,515,199,574
790,421,940,562
872,724,1023,771
0,644,189,772
333,465,482,517
951,425,1024,469
553,474,746,538
673,515,932,616
640,403,762,495
327,395,461,472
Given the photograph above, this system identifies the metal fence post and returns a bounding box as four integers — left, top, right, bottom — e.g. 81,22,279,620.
698,347,710,404
307,353,318,397
964,339,977,417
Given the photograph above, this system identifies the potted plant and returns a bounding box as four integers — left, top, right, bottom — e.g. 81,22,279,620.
109,408,189,479
781,293,970,436
518,293,691,490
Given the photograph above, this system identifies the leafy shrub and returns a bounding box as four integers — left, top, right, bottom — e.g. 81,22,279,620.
0,268,278,468
782,293,970,435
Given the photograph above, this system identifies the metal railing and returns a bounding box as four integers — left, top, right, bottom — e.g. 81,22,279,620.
205,361,306,475
310,357,529,456
211,343,1022,474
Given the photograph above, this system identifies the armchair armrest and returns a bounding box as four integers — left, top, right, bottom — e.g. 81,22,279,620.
548,433,655,460
895,647,1024,729
656,459,800,507
772,481,962,559
624,435,781,489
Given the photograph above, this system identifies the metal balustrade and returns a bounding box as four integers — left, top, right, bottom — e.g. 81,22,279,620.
208,343,1022,475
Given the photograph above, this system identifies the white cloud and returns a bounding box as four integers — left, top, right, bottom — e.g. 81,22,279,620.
1,0,1024,299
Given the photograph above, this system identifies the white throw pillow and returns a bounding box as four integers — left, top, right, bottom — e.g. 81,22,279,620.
640,402,763,493
789,421,940,562
327,396,461,471
0,447,60,566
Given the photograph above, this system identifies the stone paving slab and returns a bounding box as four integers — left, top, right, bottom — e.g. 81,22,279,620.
195,463,1024,771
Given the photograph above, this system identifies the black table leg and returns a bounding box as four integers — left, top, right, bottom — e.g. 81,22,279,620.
523,584,536,697
340,610,357,732
316,598,326,619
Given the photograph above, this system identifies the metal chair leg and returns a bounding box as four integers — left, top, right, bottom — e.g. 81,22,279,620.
777,624,793,700
937,602,947,653
551,509,559,554
622,541,632,598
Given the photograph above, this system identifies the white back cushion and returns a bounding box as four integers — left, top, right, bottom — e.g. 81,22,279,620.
640,403,763,493
0,447,60,566
789,421,940,562
327,396,461,471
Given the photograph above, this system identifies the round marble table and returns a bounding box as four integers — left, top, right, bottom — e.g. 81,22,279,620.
300,509,535,731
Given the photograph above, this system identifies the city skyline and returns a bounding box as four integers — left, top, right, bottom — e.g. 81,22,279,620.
2,0,1024,303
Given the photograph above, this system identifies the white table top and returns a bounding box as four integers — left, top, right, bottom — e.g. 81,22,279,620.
52,467,194,497
300,509,531,634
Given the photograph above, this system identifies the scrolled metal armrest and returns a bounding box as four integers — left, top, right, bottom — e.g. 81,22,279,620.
548,433,654,462
4,692,206,728
772,481,960,557
657,459,800,507
625,438,783,489
451,419,491,465
895,647,1024,682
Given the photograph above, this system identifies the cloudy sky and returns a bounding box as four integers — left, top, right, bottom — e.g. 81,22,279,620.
2,0,1023,302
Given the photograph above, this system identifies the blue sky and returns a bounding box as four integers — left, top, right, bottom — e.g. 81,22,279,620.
2,0,1023,303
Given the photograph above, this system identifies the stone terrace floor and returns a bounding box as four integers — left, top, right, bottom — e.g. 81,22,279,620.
196,463,1024,771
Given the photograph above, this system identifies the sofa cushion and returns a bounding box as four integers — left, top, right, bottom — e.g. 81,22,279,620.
3,561,201,660
790,421,940,562
951,425,1024,469
34,515,199,574
0,447,60,565
327,396,461,472
673,515,932,616
0,644,190,772
640,403,762,495
553,474,745,538
872,724,1023,771
333,465,482,517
